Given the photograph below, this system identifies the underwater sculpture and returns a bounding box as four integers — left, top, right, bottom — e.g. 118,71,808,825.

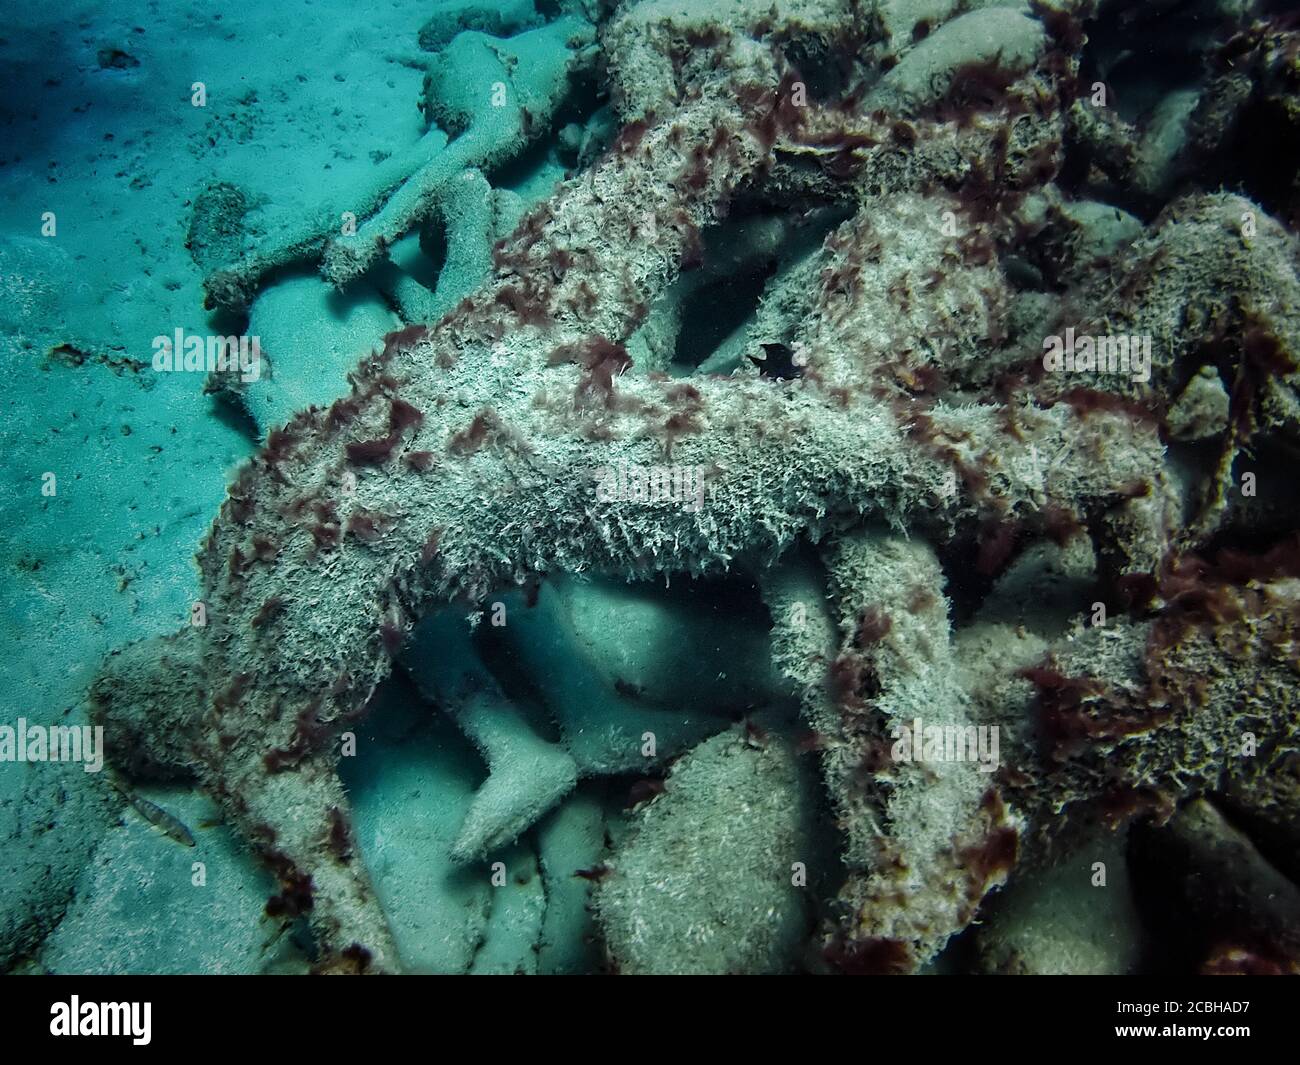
89,0,1300,973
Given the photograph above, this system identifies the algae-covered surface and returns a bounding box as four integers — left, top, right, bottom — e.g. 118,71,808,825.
2,0,1300,976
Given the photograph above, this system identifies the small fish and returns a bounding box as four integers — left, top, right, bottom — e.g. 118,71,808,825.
109,779,196,848
749,342,804,381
